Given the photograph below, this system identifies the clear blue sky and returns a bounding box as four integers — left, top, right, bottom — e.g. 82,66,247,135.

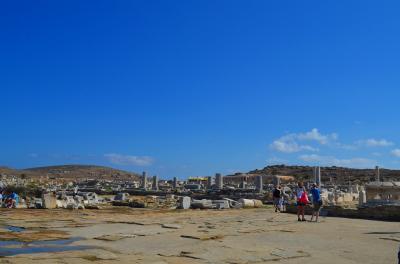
1,1,400,178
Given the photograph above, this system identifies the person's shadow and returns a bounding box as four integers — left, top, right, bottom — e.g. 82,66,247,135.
365,231,400,235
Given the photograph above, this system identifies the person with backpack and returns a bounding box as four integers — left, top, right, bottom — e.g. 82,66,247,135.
296,182,308,221
272,185,282,212
310,183,323,222
3,191,19,208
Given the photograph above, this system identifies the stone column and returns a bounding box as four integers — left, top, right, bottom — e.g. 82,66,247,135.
142,171,148,190
272,175,280,186
314,166,321,186
152,175,159,191
359,190,366,206
313,166,317,183
215,173,223,190
207,176,212,189
255,175,263,193
173,177,178,190
375,166,380,182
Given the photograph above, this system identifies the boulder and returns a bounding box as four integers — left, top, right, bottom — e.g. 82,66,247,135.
212,200,230,209
178,196,191,209
191,199,214,209
238,199,255,208
42,193,57,209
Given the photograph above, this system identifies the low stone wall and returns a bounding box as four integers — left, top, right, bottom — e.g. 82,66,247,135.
285,204,400,221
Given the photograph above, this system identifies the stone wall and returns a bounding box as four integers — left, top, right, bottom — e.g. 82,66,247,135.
366,185,400,201
285,204,400,221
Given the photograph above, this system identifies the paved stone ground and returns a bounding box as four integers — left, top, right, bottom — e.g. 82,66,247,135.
0,207,398,263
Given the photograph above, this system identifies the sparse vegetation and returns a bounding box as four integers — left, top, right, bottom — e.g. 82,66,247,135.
250,165,400,184
0,165,140,181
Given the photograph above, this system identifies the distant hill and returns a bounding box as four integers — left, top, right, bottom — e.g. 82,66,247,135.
0,167,20,176
248,165,400,184
0,165,140,181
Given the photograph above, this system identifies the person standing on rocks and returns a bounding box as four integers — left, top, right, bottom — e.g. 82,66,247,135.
310,183,322,222
296,182,307,222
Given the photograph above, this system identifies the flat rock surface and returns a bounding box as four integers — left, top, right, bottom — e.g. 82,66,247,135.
0,207,398,263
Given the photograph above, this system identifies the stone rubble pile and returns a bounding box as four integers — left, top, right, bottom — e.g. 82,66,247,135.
19,191,265,210
23,192,103,209
129,195,178,209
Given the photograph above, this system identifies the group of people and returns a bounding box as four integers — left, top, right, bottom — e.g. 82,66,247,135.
296,182,322,222
0,190,19,208
272,182,323,222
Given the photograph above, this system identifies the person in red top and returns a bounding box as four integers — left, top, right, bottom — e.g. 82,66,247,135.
296,182,307,222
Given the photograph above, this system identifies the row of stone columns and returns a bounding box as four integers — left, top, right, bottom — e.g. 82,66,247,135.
313,166,321,186
141,165,381,193
141,172,266,193
141,171,159,191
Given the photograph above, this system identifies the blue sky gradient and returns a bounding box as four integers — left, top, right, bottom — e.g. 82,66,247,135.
1,1,400,178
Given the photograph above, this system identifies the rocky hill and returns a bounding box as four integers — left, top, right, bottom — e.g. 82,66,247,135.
248,165,400,184
0,165,140,181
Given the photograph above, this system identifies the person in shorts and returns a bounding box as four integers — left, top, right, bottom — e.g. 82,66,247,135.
272,185,282,212
310,183,322,222
296,182,307,222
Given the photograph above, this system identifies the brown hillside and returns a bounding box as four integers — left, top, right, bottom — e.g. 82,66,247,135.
248,165,400,184
0,165,140,181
